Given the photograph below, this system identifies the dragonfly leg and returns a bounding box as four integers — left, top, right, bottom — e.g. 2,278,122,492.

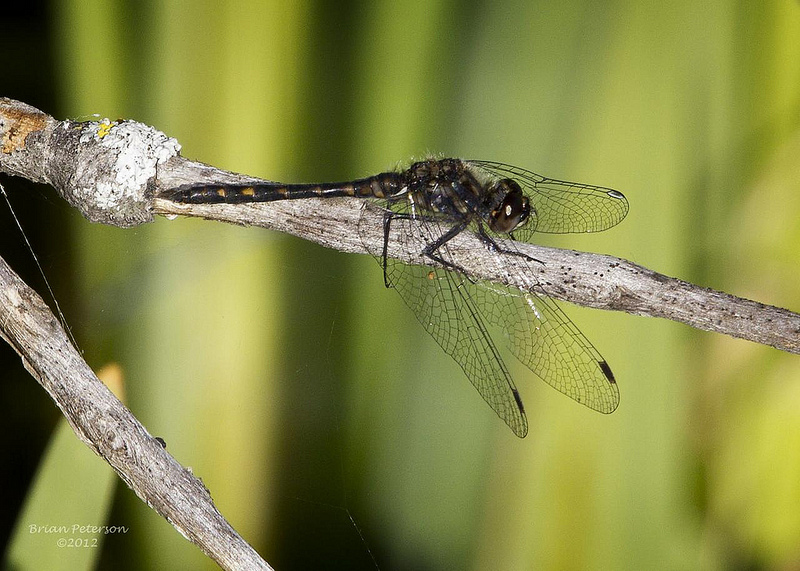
478,225,544,266
421,220,470,273
381,210,393,287
382,210,472,279
381,210,453,285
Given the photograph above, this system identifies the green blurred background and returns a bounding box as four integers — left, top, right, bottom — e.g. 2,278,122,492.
2,1,800,570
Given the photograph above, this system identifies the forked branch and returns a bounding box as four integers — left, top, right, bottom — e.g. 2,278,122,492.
0,98,272,570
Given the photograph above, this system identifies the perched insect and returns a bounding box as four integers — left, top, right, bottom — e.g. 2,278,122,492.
165,158,629,437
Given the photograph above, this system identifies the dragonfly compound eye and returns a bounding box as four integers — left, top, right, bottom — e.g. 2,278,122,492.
489,179,530,233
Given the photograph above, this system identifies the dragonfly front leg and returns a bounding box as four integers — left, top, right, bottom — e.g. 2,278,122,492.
477,225,543,266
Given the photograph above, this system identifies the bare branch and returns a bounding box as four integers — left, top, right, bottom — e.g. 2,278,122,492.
151,197,800,355
0,253,273,570
1,97,798,357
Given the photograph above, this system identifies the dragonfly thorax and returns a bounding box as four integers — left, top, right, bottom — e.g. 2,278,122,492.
404,158,483,218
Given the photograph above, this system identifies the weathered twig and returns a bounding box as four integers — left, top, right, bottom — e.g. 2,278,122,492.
0,96,798,565
152,198,800,355
0,254,272,570
2,97,796,354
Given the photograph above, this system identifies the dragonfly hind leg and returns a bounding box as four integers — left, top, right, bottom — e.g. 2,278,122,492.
381,210,471,285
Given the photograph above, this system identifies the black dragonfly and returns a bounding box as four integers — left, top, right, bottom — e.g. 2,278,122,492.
164,158,629,437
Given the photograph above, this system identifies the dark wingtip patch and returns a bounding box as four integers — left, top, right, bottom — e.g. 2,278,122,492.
512,388,525,413
598,360,616,384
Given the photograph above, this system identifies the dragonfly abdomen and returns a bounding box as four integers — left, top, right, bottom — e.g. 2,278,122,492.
163,172,405,204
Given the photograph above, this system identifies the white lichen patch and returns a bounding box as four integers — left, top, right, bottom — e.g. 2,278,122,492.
95,121,180,207
71,120,182,226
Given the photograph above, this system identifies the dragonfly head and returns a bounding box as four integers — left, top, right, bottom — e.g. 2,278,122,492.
488,179,531,234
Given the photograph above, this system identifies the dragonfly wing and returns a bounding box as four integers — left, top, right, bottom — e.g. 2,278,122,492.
467,160,629,239
358,201,529,437
472,278,620,414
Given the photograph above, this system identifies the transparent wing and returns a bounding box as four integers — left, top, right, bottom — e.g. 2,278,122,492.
358,201,529,438
472,278,619,414
467,160,629,239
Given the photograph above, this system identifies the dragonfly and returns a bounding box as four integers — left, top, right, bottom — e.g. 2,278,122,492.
163,158,629,437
